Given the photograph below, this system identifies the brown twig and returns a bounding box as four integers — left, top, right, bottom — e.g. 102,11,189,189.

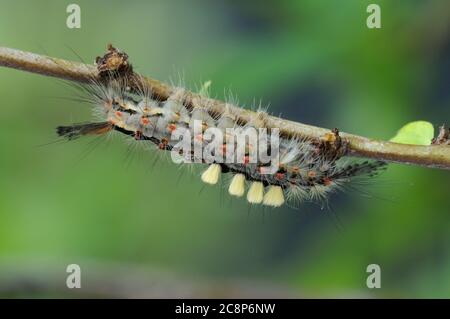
1,46,449,170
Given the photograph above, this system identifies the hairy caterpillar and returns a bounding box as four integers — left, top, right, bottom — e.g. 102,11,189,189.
49,45,386,207
56,48,387,208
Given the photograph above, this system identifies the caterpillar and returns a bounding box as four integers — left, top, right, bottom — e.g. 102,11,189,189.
56,47,387,208
52,45,387,207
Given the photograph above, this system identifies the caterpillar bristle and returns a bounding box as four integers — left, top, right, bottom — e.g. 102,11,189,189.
332,160,387,179
247,181,264,204
56,122,112,140
201,164,221,185
228,173,245,197
57,75,388,209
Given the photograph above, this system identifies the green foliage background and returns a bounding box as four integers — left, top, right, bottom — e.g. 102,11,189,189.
0,0,449,297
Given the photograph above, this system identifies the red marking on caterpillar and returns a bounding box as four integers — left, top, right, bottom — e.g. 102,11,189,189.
323,177,333,186
167,123,177,133
195,134,203,142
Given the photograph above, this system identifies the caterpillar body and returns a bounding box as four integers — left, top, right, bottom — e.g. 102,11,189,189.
57,73,387,209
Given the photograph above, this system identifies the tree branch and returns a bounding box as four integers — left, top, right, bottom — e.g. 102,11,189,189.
1,46,449,170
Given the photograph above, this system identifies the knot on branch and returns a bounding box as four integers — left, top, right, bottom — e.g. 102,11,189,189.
432,124,450,145
95,44,133,77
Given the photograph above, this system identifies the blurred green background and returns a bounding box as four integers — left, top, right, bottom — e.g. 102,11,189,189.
0,0,449,298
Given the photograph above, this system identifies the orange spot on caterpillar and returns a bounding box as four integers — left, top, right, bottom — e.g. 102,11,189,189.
167,123,177,132
275,172,285,180
195,134,203,142
141,117,150,125
308,171,317,178
115,111,122,117
323,177,332,186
